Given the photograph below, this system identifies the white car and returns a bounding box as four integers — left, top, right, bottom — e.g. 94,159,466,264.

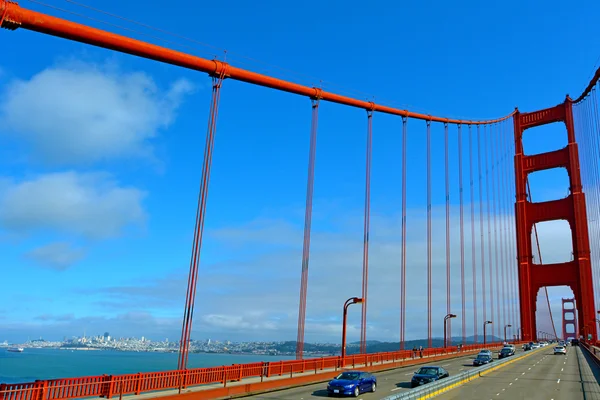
554,346,567,355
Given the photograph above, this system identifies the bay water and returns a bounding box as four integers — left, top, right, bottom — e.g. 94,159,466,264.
0,348,295,384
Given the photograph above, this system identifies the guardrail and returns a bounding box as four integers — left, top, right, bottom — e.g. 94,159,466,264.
381,345,545,400
0,342,516,400
579,341,600,368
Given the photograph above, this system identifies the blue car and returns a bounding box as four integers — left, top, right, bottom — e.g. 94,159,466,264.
327,371,377,397
410,366,449,388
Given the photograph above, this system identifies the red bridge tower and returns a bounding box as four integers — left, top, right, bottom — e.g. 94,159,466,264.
513,97,597,342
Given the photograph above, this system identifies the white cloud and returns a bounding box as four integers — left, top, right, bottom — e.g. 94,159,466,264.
24,242,86,270
0,171,146,239
3,204,578,343
0,62,193,165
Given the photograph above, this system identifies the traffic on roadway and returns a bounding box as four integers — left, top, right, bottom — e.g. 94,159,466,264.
244,345,523,399
436,343,592,400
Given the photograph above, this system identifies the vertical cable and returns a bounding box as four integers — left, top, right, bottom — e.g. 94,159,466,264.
494,123,508,340
427,120,433,348
295,98,319,359
360,110,373,354
477,125,487,339
502,120,516,334
445,122,452,345
178,73,225,370
484,124,495,337
492,123,504,338
497,121,508,337
491,123,502,338
400,116,408,350
469,124,478,342
458,124,466,344
590,90,600,315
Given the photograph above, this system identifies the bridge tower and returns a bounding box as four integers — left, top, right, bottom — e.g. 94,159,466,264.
513,97,597,342
562,297,578,341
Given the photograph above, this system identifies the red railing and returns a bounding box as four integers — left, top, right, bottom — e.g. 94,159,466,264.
0,342,514,400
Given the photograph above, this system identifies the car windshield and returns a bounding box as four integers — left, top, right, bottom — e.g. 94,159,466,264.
335,372,360,380
501,349,511,353
416,367,438,375
476,355,490,360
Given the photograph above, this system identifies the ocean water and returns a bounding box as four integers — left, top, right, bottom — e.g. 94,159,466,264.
0,349,295,384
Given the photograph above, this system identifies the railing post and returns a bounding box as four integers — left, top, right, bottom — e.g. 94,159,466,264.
134,373,142,395
104,375,114,399
222,367,227,388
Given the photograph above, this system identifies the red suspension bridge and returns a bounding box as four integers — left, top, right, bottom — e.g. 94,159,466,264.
1,0,600,399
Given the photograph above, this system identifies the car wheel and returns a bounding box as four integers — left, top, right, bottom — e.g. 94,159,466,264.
371,383,376,393
353,387,360,397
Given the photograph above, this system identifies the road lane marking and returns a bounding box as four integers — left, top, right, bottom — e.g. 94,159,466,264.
557,379,560,384
391,388,402,391
509,383,513,386
442,364,450,366
561,368,563,372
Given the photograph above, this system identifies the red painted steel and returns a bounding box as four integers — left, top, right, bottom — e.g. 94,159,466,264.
469,125,478,343
295,99,319,359
360,112,373,354
444,123,452,345
491,123,501,337
514,99,597,342
0,343,509,400
177,73,225,370
478,125,488,339
426,121,433,348
0,1,514,125
485,125,495,336
458,124,466,345
562,298,578,340
400,117,408,350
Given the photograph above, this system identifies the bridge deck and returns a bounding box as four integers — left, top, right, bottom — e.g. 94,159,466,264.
106,349,477,400
240,350,485,399
435,345,600,400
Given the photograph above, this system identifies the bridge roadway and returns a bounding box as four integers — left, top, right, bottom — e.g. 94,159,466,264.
435,345,600,400
242,348,517,399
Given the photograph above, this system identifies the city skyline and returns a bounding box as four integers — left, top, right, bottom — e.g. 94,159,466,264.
0,0,595,345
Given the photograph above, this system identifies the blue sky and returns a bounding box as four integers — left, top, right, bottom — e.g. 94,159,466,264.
0,0,599,344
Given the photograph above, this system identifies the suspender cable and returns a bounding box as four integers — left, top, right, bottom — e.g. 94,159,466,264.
400,116,408,350
477,125,487,338
591,90,600,311
458,124,466,345
295,98,319,359
360,110,373,354
427,120,433,348
491,124,502,337
485,124,495,337
469,124,478,342
178,72,225,371
445,122,452,346
491,124,502,335
496,122,507,336
501,120,515,335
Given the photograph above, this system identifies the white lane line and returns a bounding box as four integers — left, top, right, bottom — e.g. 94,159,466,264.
502,388,505,391
564,361,566,364
557,379,561,384
522,372,525,375
496,393,500,396
404,373,412,376
528,368,531,370
561,368,563,372
515,378,518,381
391,388,402,391
509,383,513,386
442,364,450,366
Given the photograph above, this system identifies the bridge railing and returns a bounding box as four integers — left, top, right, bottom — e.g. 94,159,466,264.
0,342,512,400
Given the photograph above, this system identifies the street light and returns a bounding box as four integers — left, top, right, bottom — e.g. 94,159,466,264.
504,324,512,343
444,313,457,348
341,297,363,359
483,321,493,345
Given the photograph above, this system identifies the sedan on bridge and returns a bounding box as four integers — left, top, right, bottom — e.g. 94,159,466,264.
554,346,567,355
326,371,376,397
410,366,449,388
473,354,494,366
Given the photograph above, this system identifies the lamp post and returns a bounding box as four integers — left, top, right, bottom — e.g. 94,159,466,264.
341,297,363,359
444,313,457,348
504,324,512,343
483,321,493,345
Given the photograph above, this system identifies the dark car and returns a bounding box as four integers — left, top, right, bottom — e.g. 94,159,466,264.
327,371,376,397
499,347,515,359
473,354,493,366
410,366,449,388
